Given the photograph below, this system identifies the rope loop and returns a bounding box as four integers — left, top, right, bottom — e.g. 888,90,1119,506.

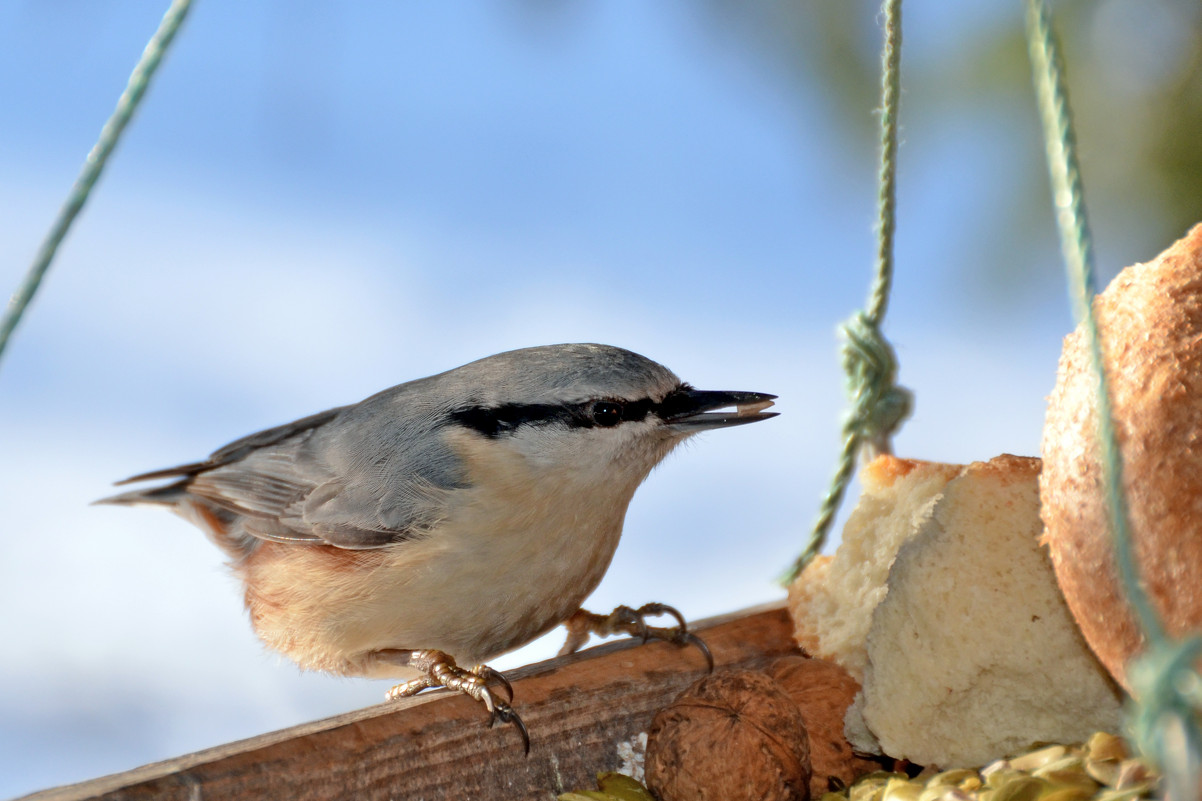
841,311,912,457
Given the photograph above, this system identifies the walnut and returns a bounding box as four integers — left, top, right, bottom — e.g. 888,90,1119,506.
645,670,812,801
768,656,880,795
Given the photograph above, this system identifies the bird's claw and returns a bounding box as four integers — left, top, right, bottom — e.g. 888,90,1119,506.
386,674,438,700
385,650,529,754
470,663,515,704
560,602,713,671
634,602,688,632
488,700,531,754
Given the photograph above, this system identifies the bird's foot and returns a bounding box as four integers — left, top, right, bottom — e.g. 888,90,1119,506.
558,602,713,671
384,649,529,754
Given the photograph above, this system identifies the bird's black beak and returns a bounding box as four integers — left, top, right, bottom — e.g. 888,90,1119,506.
661,388,778,432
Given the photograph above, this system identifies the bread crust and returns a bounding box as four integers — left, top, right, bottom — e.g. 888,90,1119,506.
1041,223,1202,691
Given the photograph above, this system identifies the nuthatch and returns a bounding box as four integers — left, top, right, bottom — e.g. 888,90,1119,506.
98,343,777,750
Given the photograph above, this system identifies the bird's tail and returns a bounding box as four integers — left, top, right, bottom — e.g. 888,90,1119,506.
93,480,189,508
95,479,251,560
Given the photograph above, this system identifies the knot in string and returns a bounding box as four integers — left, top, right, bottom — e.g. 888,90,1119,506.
841,311,912,457
780,0,908,587
779,312,911,585
1127,637,1202,801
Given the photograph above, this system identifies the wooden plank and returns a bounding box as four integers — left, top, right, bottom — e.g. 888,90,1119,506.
21,602,797,801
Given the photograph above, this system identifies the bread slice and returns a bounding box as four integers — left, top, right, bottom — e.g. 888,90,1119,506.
788,455,961,681
860,455,1123,767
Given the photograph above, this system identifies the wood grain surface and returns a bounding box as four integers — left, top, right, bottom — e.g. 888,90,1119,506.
21,601,797,801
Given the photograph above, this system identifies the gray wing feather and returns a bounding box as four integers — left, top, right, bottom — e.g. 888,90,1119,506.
122,390,466,550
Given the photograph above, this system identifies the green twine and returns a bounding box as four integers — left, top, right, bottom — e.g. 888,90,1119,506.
1025,0,1200,796
1128,639,1202,801
868,0,903,329
782,0,912,586
0,0,194,369
1023,0,1161,644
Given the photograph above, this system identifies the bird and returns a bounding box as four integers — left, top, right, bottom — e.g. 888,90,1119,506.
97,343,777,750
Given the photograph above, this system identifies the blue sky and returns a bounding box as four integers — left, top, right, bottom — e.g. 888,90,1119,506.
0,1,1173,796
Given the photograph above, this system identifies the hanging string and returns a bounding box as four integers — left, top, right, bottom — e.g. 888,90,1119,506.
782,0,912,585
1024,2,1200,798
1023,0,1158,638
0,0,195,369
867,0,902,330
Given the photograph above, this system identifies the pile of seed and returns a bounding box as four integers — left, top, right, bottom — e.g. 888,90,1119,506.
821,734,1156,801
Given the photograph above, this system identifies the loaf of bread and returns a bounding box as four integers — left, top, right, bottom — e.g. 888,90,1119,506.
1041,223,1202,692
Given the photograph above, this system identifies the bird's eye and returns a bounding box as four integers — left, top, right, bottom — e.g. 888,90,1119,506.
591,401,623,427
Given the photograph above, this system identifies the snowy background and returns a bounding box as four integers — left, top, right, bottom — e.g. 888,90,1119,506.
2,2,1198,797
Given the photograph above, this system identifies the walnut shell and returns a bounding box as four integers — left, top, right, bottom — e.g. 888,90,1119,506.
1041,222,1202,691
768,656,878,794
645,670,812,801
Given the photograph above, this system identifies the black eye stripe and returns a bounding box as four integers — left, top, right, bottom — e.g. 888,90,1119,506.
451,397,661,438
617,398,652,422
450,403,575,438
